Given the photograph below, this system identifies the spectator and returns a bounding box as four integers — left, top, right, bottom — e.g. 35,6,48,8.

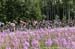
0,22,4,32
10,22,16,32
20,20,26,31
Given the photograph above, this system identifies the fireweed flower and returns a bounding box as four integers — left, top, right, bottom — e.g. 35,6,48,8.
31,39,39,47
6,47,11,49
25,35,30,41
64,33,68,37
13,41,19,47
53,38,59,44
0,42,2,46
38,35,44,40
32,47,40,49
23,41,29,47
13,39,19,48
71,41,75,48
13,47,17,49
61,38,67,46
45,39,52,46
0,37,3,46
65,44,72,49
23,46,28,49
67,37,72,41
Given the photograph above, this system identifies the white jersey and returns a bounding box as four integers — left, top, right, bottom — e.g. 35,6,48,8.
10,23,15,27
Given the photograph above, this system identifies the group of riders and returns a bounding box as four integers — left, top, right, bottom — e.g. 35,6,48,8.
0,20,38,32
0,19,75,32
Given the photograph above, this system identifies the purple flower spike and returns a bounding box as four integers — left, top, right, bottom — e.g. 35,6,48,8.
71,42,75,47
45,39,52,46
6,47,11,49
53,38,59,44
23,47,28,49
61,38,67,46
31,39,39,47
66,45,71,49
23,41,29,47
32,47,40,49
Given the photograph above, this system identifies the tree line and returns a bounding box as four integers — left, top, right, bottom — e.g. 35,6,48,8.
0,0,75,22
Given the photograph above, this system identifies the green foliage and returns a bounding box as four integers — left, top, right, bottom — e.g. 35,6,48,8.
0,0,43,22
0,0,75,22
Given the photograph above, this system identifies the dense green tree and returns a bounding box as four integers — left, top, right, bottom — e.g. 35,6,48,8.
0,0,75,22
